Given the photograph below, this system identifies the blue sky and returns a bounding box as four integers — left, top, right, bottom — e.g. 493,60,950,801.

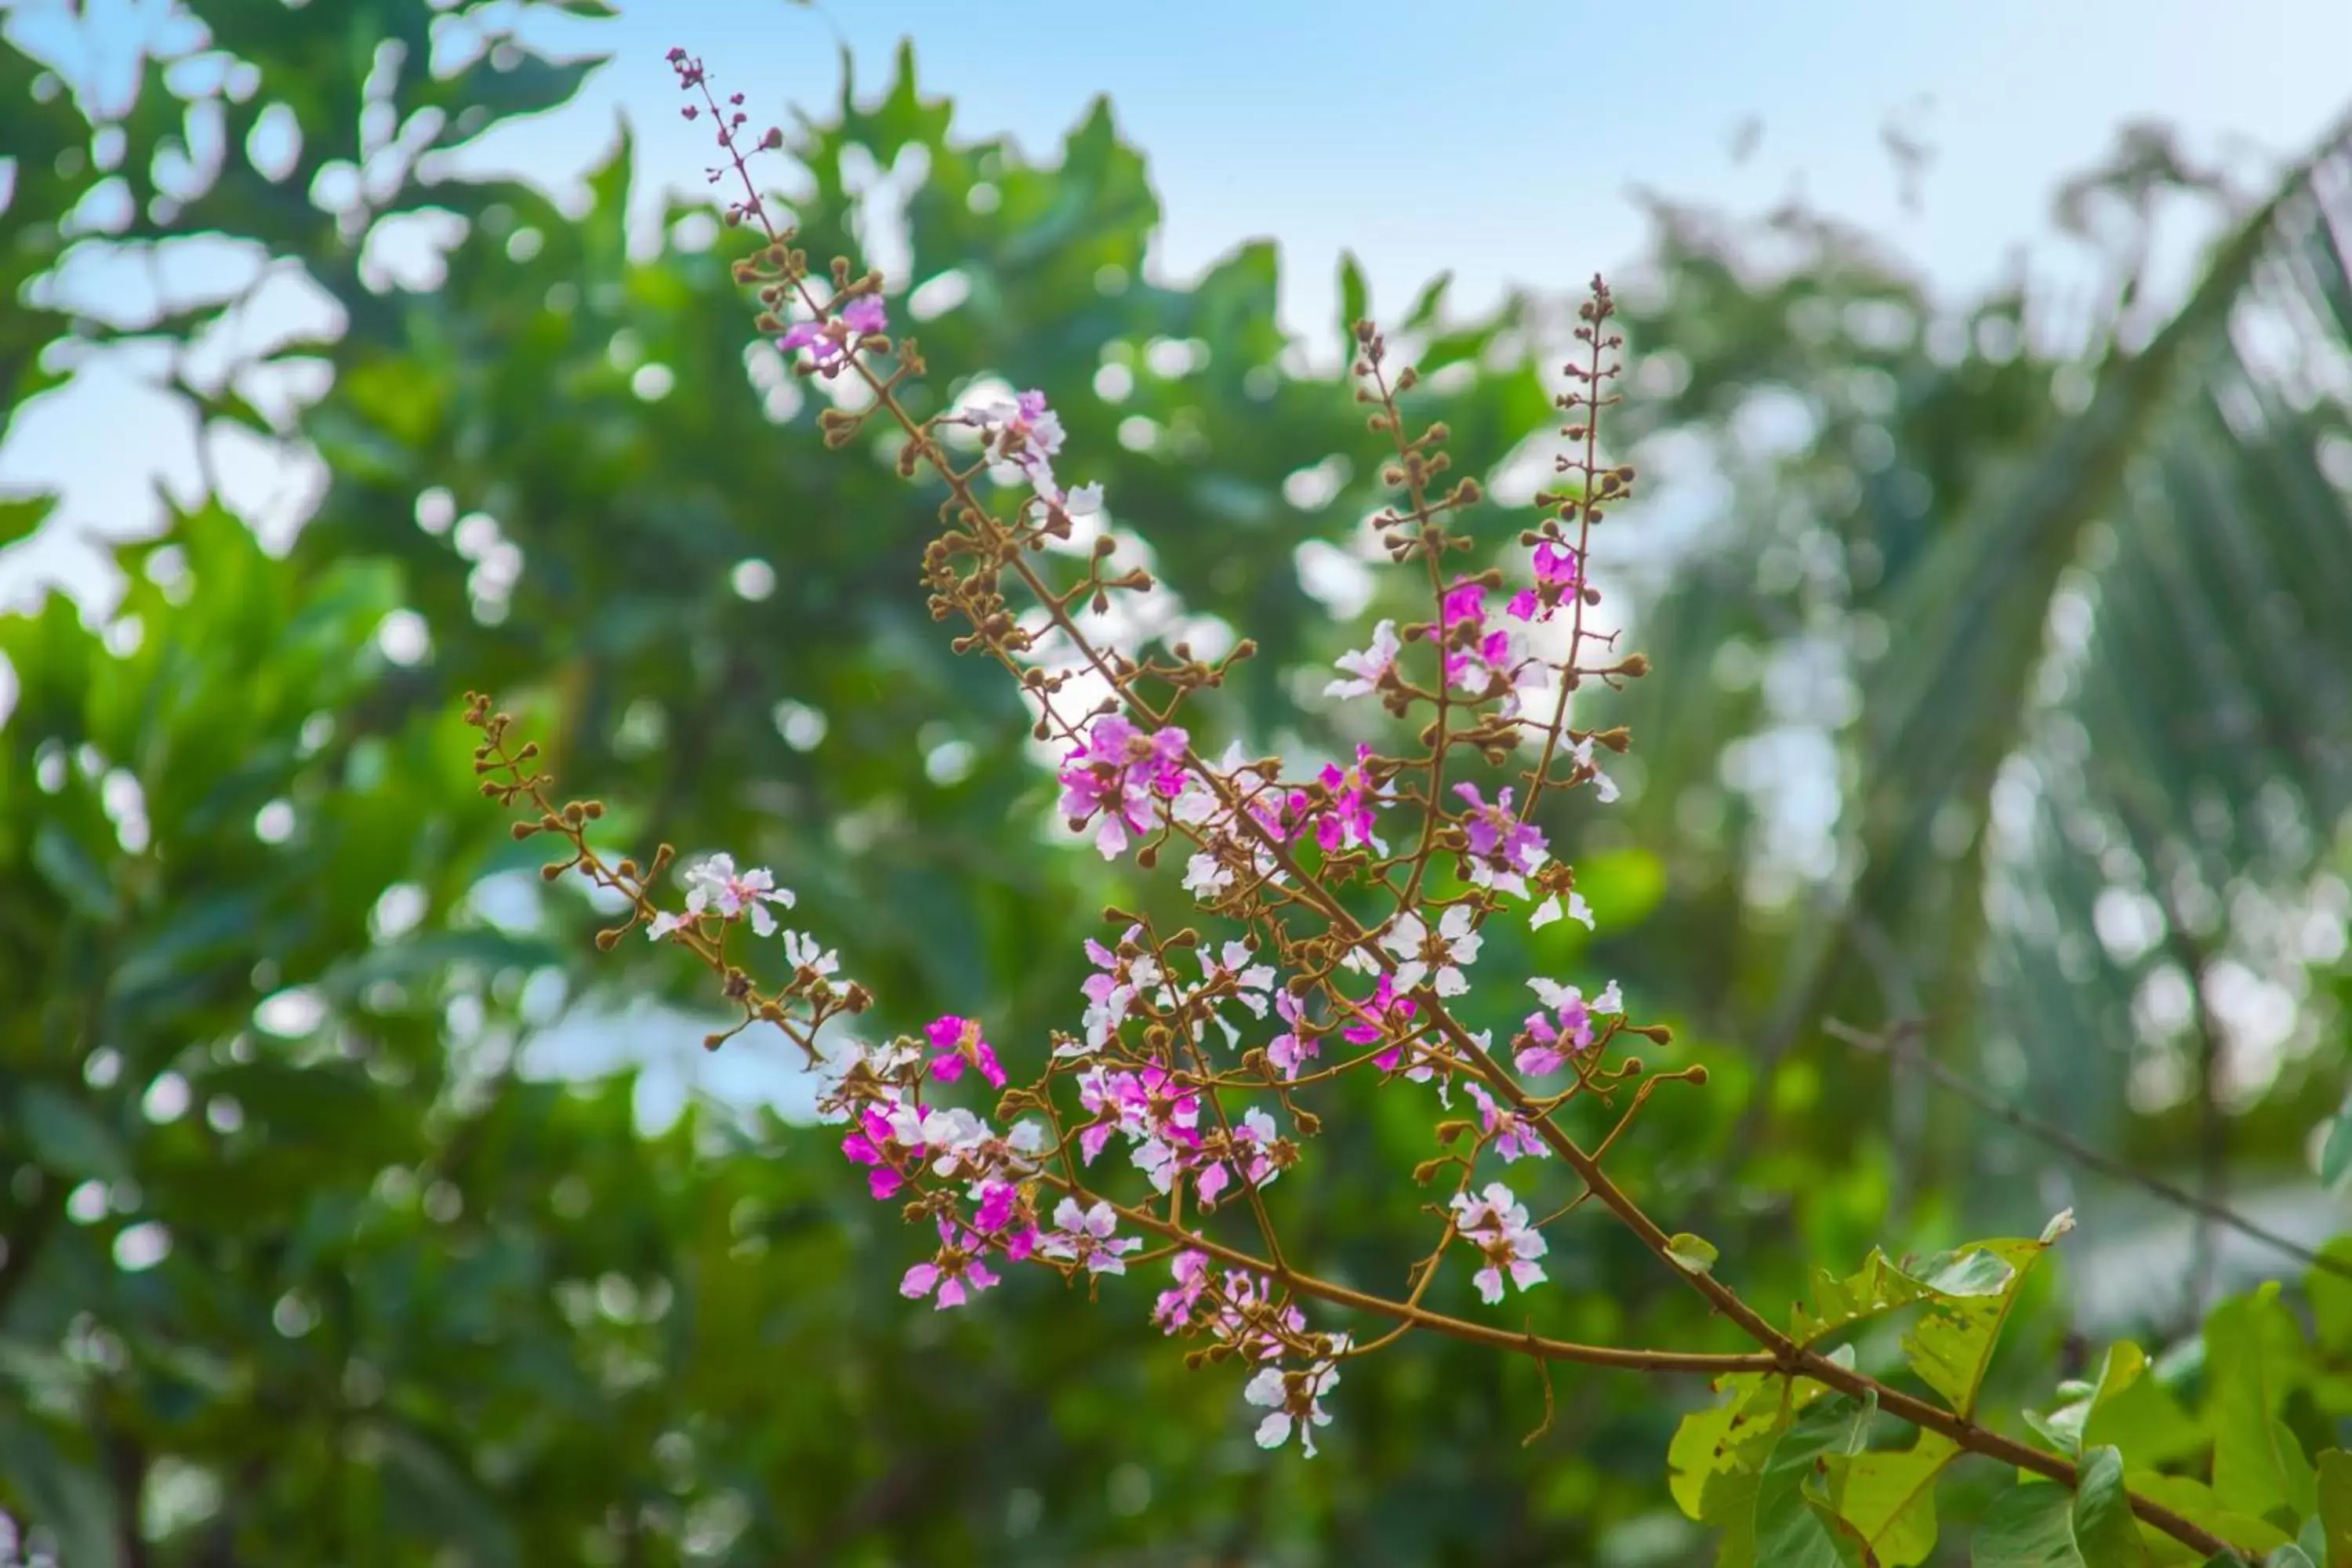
5,0,2350,605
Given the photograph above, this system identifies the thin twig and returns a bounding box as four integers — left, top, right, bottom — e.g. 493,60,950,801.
1824,1017,2352,1283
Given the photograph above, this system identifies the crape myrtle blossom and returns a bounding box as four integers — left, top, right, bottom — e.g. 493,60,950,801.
1530,885,1596,932
1072,924,1167,1054
1152,1250,1211,1333
924,1013,1007,1090
1314,744,1389,855
779,929,838,980
1058,714,1192,860
1038,1197,1142,1276
1570,735,1621,805
1450,1182,1549,1304
1506,539,1583,622
1324,619,1400,700
900,1215,1001,1308
1464,1082,1551,1163
969,1178,1040,1262
1453,781,1548,898
1076,1063,1201,1178
779,292,887,370
645,852,795,939
1381,904,1483,996
1246,1338,1351,1457
1189,940,1277,1044
965,388,1066,488
1265,988,1319,1080
1519,977,1624,1075
1191,1105,1283,1209
1437,577,1541,713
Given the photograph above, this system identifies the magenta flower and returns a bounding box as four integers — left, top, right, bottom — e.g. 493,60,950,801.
1057,714,1192,859
1152,1250,1210,1333
840,1103,915,1200
779,293,889,369
899,1217,1001,1309
970,1178,1038,1262
1340,973,1418,1069
1453,782,1549,898
924,1014,1007,1090
1507,540,1584,622
1315,744,1385,854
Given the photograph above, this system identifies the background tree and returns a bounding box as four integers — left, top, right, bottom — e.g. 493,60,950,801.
2,1,2346,1562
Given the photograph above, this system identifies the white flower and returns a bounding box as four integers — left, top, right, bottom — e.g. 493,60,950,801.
1570,736,1621,804
1380,905,1483,996
1243,1345,1345,1456
1324,619,1400,700
1529,891,1594,931
1450,1181,1548,1304
780,930,838,977
646,852,795,938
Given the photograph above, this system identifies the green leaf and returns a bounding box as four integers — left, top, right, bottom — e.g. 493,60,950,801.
2321,1094,2352,1189
1904,1232,2067,1419
0,1420,119,1568
2267,1548,2318,1568
1754,1395,1871,1568
2316,1449,2352,1566
1338,249,1369,338
2206,1284,2318,1523
31,822,114,920
2031,1342,2207,1468
13,1083,130,1184
1792,1243,2014,1347
1668,1232,1721,1276
1821,1431,1958,1566
1973,1450,2147,1566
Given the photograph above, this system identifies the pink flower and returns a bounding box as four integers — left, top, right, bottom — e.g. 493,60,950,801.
1519,978,1622,1073
1152,1250,1210,1333
1038,1197,1141,1276
1057,714,1191,859
1075,925,1165,1053
1464,1082,1551,1163
899,1217,1000,1309
970,1178,1038,1262
967,388,1067,490
646,853,795,939
1506,540,1583,622
924,1014,1007,1090
1340,973,1417,1058
1453,782,1549,899
1314,745,1386,855
779,294,888,369
1450,1182,1548,1304
1266,989,1319,1080
840,1103,916,1200
1192,1106,1282,1210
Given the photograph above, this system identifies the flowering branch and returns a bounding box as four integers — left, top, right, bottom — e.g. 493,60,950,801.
456,49,2265,1563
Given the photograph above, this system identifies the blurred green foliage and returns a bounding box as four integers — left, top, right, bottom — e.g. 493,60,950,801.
1,1,2348,1563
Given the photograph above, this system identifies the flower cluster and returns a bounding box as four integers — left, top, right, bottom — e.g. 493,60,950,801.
503,53,1678,1477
